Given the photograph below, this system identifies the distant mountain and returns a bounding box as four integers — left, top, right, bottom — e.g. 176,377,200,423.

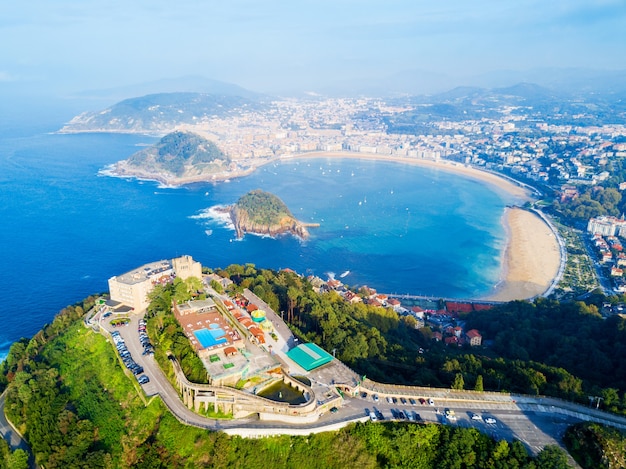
59,92,265,134
384,80,626,133
72,76,263,102
320,67,626,100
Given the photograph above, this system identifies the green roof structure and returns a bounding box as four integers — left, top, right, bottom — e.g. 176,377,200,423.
286,343,334,371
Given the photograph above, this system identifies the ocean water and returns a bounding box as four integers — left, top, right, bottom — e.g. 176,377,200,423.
0,118,519,359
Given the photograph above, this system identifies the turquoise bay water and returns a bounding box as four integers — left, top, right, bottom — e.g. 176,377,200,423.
0,126,519,358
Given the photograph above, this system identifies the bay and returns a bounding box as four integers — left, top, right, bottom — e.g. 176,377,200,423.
0,123,516,359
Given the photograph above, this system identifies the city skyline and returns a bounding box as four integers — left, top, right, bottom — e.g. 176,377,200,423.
1,1,626,97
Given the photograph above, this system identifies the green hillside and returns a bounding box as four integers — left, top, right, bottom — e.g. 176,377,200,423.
126,131,229,176
60,92,265,133
0,291,572,468
235,190,294,226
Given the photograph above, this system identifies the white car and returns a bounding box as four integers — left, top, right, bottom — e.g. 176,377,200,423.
369,411,378,422
485,417,497,424
428,398,435,406
471,413,482,421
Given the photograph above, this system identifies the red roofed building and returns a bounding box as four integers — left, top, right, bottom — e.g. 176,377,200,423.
327,279,343,289
446,301,474,314
432,331,442,342
367,298,383,307
445,336,459,346
466,329,482,346
344,291,362,304
249,326,265,344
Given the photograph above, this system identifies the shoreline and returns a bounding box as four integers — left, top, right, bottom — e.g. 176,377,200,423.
108,150,561,301
482,207,562,302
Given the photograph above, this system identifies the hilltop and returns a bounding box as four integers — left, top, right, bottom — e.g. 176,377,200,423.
58,92,264,134
226,189,319,239
111,131,243,185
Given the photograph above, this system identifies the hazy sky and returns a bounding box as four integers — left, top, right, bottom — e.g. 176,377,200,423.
1,0,625,94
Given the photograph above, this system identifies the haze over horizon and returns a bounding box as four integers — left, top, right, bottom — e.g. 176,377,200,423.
1,1,625,99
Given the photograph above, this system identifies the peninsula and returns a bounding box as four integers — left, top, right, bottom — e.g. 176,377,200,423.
225,189,319,239
110,130,251,185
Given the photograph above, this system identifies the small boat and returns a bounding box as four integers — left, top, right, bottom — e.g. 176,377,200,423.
205,230,213,236
339,271,350,278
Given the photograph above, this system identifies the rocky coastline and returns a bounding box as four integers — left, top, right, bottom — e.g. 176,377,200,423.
217,190,320,240
219,205,319,240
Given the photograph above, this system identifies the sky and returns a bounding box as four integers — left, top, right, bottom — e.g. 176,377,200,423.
1,0,625,96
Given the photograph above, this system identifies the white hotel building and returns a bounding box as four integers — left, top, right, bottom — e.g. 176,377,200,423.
108,255,202,311
587,216,626,237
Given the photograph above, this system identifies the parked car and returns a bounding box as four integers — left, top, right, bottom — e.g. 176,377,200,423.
485,417,497,424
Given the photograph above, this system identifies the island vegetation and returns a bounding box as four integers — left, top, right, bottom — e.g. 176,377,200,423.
226,189,319,239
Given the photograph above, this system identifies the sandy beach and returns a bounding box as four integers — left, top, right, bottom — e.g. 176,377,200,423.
286,152,564,300
483,207,561,301
286,152,561,301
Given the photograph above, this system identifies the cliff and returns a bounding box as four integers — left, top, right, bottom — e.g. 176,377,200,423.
226,190,319,239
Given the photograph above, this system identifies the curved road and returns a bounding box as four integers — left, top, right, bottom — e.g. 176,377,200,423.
0,391,36,468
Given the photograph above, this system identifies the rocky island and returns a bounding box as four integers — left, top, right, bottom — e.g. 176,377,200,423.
225,190,319,239
111,131,251,185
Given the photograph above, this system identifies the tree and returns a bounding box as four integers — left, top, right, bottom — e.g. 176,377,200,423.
535,445,570,469
7,449,29,469
452,373,465,390
209,279,224,294
475,375,484,392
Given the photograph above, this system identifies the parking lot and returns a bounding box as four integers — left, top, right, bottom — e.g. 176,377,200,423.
101,313,158,395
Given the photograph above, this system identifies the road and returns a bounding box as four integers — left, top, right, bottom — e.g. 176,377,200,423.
0,391,36,468
98,308,626,464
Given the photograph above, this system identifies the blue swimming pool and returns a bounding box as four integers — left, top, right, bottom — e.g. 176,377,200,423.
194,327,227,348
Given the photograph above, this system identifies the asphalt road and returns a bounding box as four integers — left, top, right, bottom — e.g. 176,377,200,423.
97,310,617,466
0,392,36,468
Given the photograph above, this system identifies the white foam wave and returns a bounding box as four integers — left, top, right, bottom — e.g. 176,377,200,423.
190,205,235,231
97,164,118,177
